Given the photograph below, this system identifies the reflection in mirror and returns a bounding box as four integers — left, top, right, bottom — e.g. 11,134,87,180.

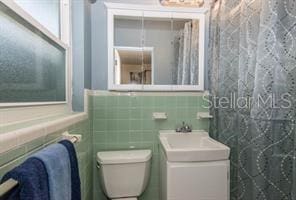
113,16,200,87
114,17,142,48
174,19,199,85
143,18,200,85
114,47,153,85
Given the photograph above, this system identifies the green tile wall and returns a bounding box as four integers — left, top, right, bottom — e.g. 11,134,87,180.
0,92,209,200
91,92,209,200
0,119,93,200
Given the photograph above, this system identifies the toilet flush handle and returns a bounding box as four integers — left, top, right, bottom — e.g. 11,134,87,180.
96,162,101,169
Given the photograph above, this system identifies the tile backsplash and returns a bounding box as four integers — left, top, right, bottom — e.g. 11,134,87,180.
90,91,210,200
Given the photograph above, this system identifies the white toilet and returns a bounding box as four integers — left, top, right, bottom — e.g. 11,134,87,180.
97,149,152,200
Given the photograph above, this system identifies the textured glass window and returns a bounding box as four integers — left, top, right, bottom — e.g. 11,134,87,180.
0,3,66,103
14,0,60,37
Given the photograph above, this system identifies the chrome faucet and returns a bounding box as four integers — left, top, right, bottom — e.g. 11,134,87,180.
176,121,192,133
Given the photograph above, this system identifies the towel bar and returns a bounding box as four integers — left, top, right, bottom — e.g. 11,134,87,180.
0,135,81,198
0,179,18,198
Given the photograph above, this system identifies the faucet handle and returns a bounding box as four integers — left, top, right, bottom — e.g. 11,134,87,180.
175,122,192,133
175,122,184,132
184,123,192,132
175,127,182,132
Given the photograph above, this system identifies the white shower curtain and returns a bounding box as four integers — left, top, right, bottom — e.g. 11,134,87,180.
176,20,199,85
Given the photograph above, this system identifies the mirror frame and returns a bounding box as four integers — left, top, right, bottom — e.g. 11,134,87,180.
106,2,208,91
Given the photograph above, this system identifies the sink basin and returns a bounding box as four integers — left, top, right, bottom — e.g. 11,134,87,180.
159,130,230,162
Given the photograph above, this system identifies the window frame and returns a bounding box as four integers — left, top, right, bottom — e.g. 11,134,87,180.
0,0,72,108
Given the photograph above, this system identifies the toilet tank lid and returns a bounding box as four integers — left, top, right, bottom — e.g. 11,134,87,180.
97,150,152,164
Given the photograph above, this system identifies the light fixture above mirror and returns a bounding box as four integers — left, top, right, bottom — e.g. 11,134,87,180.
160,0,204,7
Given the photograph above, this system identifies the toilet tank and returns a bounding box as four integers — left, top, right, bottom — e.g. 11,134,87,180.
97,150,152,199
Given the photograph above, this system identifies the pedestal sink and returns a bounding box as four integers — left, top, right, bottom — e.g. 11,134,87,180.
159,130,230,200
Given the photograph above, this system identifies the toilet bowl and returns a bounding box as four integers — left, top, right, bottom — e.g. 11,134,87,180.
97,150,152,200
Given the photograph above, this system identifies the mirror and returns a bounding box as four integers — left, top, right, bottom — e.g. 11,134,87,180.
114,47,153,85
144,18,200,85
108,5,206,91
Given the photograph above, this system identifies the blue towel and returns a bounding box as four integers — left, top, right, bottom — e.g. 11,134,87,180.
0,157,49,200
59,140,81,200
32,144,71,200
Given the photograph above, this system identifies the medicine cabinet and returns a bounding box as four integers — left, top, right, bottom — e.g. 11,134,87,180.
106,3,208,91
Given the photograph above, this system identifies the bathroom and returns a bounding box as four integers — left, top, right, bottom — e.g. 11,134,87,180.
0,0,295,200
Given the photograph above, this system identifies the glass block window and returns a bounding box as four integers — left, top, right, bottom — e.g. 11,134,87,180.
0,3,66,103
